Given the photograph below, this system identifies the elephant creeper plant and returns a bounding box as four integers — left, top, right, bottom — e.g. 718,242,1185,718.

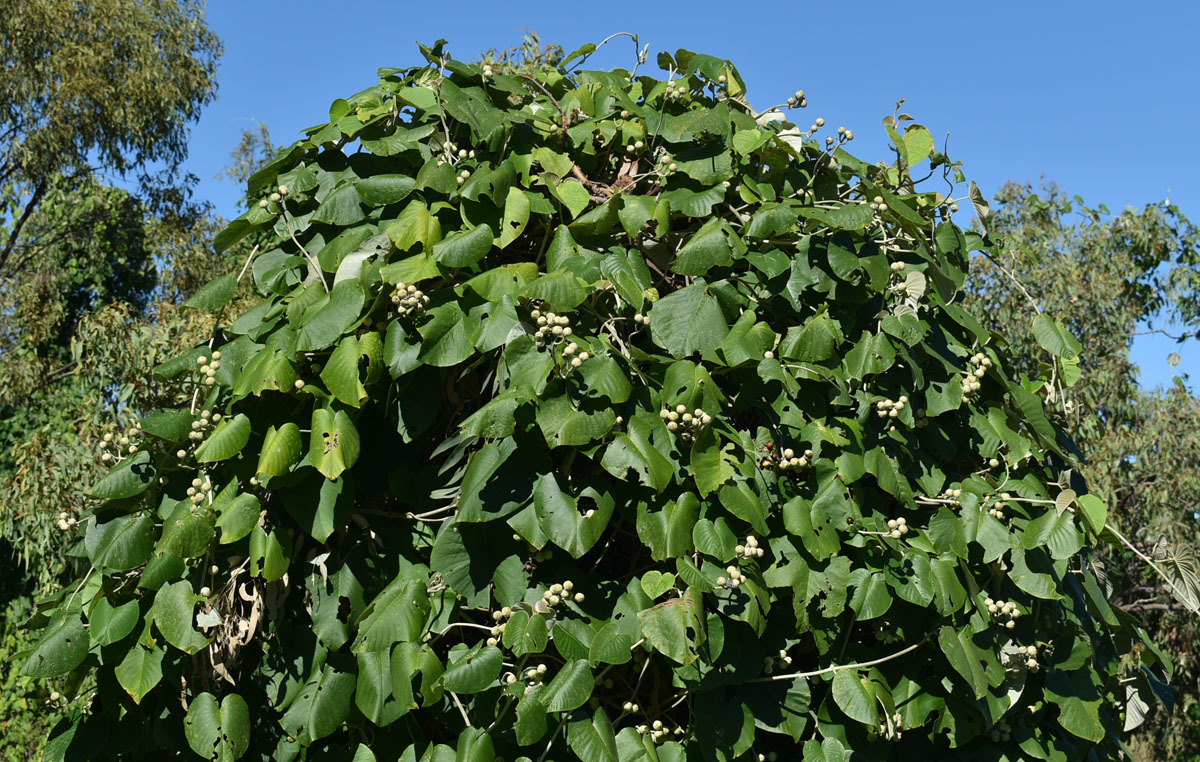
22,38,1179,761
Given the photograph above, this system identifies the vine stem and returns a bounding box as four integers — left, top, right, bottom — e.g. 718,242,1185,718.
282,211,327,292
747,639,925,684
236,243,261,283
449,691,472,727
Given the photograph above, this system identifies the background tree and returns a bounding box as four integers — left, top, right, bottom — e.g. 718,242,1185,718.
964,184,1200,760
0,2,224,757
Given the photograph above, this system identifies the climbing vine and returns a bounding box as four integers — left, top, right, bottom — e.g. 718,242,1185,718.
23,38,1184,761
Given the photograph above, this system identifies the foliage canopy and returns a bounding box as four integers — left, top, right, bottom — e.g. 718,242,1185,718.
23,39,1182,762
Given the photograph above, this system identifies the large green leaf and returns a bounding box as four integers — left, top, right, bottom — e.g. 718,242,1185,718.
89,597,140,646
938,625,987,699
308,407,360,480
21,613,88,678
417,302,474,367
257,422,302,476
279,666,356,744
195,413,252,463
157,501,216,558
115,645,164,704
185,692,250,762
441,646,502,694
538,659,594,712
672,217,733,275
86,450,155,499
432,223,494,268
638,591,703,666
85,513,154,572
1023,509,1084,560
649,283,729,358
353,575,431,652
296,280,365,351
152,581,210,654
831,670,877,725
185,273,239,311
1032,314,1082,360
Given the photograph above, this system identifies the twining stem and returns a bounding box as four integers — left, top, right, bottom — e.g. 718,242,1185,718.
747,639,925,684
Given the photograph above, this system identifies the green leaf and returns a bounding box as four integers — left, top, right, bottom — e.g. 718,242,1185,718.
902,126,934,164
354,174,417,206
355,648,398,726
1009,382,1058,447
279,666,356,744
21,613,88,678
803,738,849,762
140,408,196,443
781,312,839,362
1077,494,1108,534
601,416,673,492
321,336,369,407
184,273,238,311
732,128,768,155
309,408,360,480
641,571,677,600
524,270,589,310
691,428,735,498
281,471,351,543
650,283,730,358
1023,510,1084,560
499,187,531,248
719,481,768,535
86,450,155,499
115,645,164,705
258,422,302,476
249,525,290,582
418,302,474,367
938,625,987,699
502,610,549,657
831,670,877,725
555,180,590,218
692,518,737,561
216,493,261,544
539,659,594,712
1010,548,1063,600
441,646,502,693
195,413,252,463
381,253,441,285
672,218,733,275
515,684,549,744
312,184,366,226
89,597,139,645
537,394,615,448
432,223,494,268
1045,671,1105,742
85,513,154,572
388,200,443,252
296,280,365,351
1032,314,1082,360
157,501,216,558
151,581,209,654
638,591,702,666
567,708,619,762
353,576,430,652
797,204,874,231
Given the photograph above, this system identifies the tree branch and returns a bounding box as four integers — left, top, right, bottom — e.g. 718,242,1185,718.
0,177,48,273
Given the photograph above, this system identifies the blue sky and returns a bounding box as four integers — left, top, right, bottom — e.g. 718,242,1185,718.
180,0,1198,389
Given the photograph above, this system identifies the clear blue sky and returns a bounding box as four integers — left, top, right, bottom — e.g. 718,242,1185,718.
181,0,1199,389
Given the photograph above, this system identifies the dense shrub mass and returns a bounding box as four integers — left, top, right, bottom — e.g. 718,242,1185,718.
24,40,1178,761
